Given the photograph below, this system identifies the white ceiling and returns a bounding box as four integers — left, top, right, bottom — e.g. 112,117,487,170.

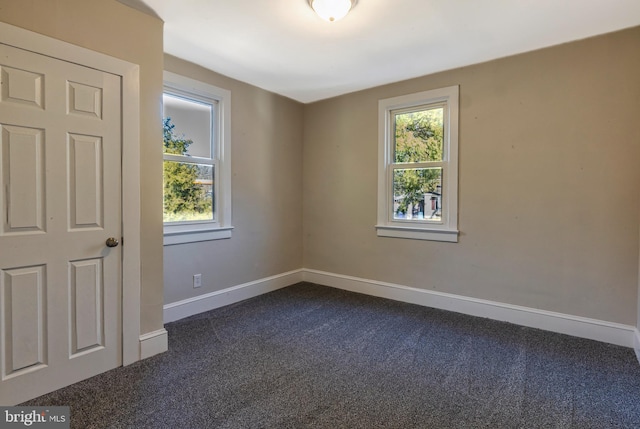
123,0,640,103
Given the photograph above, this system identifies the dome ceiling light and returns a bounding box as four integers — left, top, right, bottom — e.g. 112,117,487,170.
308,0,357,22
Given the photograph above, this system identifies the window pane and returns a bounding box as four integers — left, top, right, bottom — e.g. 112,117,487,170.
393,168,443,221
163,93,213,158
394,107,444,163
163,161,214,223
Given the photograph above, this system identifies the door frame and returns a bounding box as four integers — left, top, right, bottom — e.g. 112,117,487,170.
0,22,142,366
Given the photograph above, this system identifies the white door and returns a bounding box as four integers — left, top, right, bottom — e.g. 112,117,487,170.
0,43,122,405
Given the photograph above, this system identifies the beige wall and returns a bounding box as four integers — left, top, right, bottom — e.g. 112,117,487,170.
0,0,165,334
163,55,304,304
303,27,640,325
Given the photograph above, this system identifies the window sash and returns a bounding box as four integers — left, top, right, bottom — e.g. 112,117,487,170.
392,103,447,163
388,165,447,225
163,92,216,159
163,156,217,226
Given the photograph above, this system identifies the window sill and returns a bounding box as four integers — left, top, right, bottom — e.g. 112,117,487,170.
163,225,234,246
375,225,458,242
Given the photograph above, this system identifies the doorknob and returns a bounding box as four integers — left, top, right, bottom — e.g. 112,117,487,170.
105,237,119,248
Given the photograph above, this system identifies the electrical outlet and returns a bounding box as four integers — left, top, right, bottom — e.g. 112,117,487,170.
193,274,202,288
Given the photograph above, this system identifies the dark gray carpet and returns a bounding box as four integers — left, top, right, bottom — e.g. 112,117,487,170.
23,282,640,428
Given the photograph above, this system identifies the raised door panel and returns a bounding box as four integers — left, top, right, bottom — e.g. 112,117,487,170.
1,265,47,380
69,259,103,356
0,125,45,235
0,65,44,109
67,81,102,119
68,134,103,229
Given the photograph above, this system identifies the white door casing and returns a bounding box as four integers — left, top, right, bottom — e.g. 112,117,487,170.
0,22,144,405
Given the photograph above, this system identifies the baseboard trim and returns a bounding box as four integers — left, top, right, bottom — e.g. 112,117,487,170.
139,328,168,360
161,267,637,349
163,269,304,323
302,269,636,348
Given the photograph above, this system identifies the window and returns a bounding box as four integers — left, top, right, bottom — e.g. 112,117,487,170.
376,86,459,242
163,71,232,245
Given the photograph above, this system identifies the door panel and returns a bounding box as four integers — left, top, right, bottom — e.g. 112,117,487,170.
1,265,47,378
68,134,104,229
0,65,44,109
1,125,45,234
69,258,103,355
0,43,122,405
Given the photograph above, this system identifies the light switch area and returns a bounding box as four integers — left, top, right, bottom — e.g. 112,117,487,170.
193,274,202,288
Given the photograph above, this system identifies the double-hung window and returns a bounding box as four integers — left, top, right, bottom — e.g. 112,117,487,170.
163,71,232,245
376,86,459,242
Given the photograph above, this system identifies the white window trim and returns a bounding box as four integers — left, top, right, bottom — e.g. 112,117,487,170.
163,71,232,245
376,85,459,243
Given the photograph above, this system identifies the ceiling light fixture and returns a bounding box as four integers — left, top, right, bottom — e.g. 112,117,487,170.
309,0,357,22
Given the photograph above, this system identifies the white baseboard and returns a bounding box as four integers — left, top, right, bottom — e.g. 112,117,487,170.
161,267,637,350
163,269,304,323
139,328,168,360
302,269,637,348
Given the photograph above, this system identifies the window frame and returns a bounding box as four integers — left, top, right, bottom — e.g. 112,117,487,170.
376,85,459,242
163,71,232,245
